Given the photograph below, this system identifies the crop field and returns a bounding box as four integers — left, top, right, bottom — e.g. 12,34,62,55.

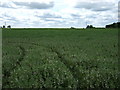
2,28,119,88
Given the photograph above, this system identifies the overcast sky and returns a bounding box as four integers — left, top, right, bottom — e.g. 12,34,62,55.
0,0,119,28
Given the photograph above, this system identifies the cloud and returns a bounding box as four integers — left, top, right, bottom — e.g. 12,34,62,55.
0,12,20,27
0,1,54,9
75,1,115,11
118,2,120,22
36,13,62,18
71,14,81,18
35,13,62,22
13,1,54,9
0,2,15,8
0,0,118,28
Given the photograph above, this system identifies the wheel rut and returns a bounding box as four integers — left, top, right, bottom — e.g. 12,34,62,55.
3,45,26,87
4,41,79,88
49,47,79,76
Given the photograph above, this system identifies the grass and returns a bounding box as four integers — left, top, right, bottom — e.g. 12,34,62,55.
2,28,119,88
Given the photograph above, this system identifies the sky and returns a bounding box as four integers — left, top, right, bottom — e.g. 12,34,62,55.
0,0,119,28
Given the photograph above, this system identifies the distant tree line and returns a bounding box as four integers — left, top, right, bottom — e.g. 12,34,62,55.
0,25,11,29
106,22,120,28
70,27,76,29
86,25,95,29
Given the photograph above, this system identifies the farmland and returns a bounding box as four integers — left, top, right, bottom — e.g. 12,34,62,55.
2,28,119,88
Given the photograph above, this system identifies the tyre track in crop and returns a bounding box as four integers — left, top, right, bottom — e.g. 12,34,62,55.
5,41,55,88
3,45,26,87
6,41,44,47
5,41,104,88
5,41,79,88
6,42,78,76
49,46,80,87
16,46,26,67
49,47,89,89
6,42,78,70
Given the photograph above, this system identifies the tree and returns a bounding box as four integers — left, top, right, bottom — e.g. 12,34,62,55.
3,25,5,28
86,25,94,29
86,25,90,28
70,27,75,29
89,25,94,28
106,22,120,28
117,22,120,28
7,25,11,28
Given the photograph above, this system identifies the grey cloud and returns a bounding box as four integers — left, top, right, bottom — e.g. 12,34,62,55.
43,19,56,21
75,2,114,11
0,13,20,27
0,13,19,23
36,13,65,24
43,18,63,23
36,13,62,18
118,1,120,22
118,1,120,12
36,13,62,22
13,1,54,9
70,14,83,20
71,13,97,20
71,14,81,18
0,1,54,9
0,2,15,8
118,11,120,21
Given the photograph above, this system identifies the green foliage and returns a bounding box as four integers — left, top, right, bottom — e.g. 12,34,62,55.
86,25,95,29
2,28,119,88
106,22,120,28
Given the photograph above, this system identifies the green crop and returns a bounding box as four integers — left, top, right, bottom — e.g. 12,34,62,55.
2,28,119,88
